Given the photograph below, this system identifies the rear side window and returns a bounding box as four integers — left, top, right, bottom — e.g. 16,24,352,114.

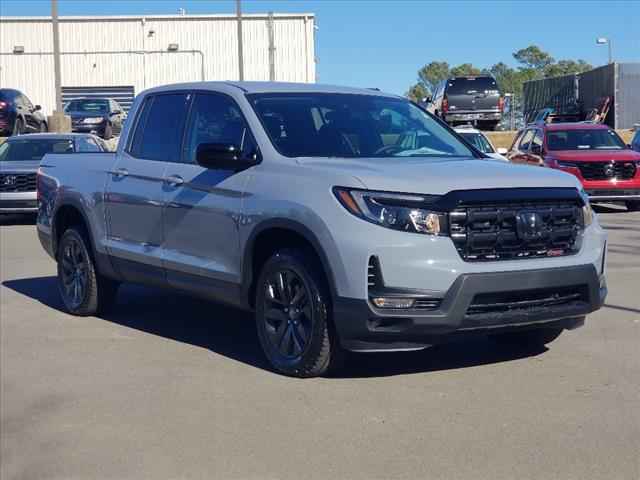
447,77,498,95
129,93,190,161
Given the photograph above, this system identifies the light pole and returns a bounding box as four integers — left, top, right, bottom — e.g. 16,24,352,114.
236,0,244,81
596,37,613,64
48,0,71,132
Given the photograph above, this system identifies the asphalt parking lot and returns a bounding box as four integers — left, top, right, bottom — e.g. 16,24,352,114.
1,207,639,480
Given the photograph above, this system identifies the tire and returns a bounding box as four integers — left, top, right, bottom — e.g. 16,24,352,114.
103,123,113,140
57,227,118,316
255,248,344,377
492,327,564,347
12,118,24,136
626,201,640,212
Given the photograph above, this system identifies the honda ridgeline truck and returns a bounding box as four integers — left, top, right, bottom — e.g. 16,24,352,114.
37,82,608,377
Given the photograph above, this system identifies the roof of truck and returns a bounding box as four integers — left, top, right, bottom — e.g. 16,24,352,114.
4,133,102,142
145,81,401,98
542,122,611,131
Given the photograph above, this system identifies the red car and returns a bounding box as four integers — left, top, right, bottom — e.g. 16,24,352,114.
508,122,640,211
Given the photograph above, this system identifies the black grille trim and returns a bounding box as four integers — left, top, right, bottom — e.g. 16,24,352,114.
577,161,636,181
467,286,589,315
449,199,584,262
0,173,37,193
367,256,383,289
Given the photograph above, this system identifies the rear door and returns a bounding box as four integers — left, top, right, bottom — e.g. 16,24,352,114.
446,77,500,113
104,92,191,286
162,91,257,294
20,94,39,132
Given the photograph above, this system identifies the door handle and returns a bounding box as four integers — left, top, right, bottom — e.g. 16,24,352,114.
111,168,129,178
164,174,184,187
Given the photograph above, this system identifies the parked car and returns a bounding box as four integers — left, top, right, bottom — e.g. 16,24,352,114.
37,82,607,377
0,88,47,136
630,128,640,152
428,76,503,131
454,126,509,161
0,133,106,215
507,122,640,211
64,98,126,140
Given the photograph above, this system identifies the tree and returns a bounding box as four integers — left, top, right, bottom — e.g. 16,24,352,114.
513,45,555,70
449,63,482,77
406,83,430,103
417,61,450,94
544,59,593,77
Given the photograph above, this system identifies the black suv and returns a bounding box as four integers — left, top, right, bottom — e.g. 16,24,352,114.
64,98,126,140
0,89,48,136
428,76,503,131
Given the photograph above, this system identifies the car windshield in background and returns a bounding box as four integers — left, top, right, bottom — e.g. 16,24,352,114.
248,93,475,159
0,139,74,161
447,77,498,95
64,100,108,114
547,129,626,151
459,132,495,153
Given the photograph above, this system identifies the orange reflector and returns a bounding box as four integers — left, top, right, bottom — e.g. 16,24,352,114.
337,189,361,215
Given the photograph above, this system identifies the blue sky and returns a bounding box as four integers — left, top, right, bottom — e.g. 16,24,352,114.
2,0,638,94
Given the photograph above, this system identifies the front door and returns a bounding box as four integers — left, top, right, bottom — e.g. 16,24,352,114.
162,92,258,299
104,92,191,285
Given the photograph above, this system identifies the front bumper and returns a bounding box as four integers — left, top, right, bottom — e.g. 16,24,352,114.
334,264,606,352
585,189,640,202
71,123,105,135
0,192,38,213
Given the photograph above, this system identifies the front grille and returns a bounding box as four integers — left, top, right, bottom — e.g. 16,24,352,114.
467,286,588,315
0,173,37,193
413,299,442,310
578,162,636,181
449,200,583,262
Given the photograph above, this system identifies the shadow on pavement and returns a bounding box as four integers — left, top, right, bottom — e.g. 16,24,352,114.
3,276,547,378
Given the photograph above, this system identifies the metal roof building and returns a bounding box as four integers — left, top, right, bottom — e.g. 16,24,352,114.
0,13,316,114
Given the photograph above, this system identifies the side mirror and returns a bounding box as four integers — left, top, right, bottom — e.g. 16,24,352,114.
196,143,259,171
496,147,508,155
34,105,42,111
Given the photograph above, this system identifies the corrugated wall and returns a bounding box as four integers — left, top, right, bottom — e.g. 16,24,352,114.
522,74,579,123
0,14,315,115
577,64,615,128
616,63,640,129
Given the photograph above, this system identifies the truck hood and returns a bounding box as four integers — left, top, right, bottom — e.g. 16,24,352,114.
547,149,640,163
0,160,40,173
299,157,581,194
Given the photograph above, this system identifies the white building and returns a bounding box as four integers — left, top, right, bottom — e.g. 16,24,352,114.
0,13,316,114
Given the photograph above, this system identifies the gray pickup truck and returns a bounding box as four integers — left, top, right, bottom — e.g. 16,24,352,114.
37,82,608,377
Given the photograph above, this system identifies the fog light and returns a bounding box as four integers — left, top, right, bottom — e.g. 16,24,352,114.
372,297,415,309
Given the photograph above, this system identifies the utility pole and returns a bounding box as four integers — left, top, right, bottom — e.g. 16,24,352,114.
49,0,71,132
236,0,244,81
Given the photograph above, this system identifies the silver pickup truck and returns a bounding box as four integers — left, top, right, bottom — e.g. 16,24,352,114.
37,82,608,377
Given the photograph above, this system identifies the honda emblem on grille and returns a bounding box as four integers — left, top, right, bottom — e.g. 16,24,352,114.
604,162,616,178
2,175,17,186
516,211,546,241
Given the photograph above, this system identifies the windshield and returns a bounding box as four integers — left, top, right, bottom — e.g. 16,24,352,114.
0,139,75,161
547,129,626,151
458,131,495,153
248,93,475,159
64,99,108,114
447,77,498,95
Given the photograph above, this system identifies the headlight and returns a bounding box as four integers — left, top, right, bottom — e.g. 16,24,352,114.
333,187,447,235
82,117,104,124
579,188,594,227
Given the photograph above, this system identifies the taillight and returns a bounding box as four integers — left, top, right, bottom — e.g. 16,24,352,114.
0,101,7,109
441,96,449,115
498,96,505,112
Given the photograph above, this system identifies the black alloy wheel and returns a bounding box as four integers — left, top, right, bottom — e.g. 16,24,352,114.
59,233,90,310
263,269,314,359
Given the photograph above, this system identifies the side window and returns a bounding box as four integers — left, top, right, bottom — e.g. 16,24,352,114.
519,129,535,151
182,93,256,164
531,129,543,152
21,95,33,109
76,137,102,152
129,93,190,161
632,131,640,149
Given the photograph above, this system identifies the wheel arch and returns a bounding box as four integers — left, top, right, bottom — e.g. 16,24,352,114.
242,219,339,310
